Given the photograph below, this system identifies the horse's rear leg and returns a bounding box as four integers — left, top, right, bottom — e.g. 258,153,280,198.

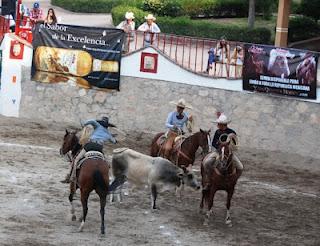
69,182,77,221
225,189,234,227
99,194,107,234
79,191,89,232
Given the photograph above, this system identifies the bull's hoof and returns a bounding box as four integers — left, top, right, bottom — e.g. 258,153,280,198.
203,219,209,226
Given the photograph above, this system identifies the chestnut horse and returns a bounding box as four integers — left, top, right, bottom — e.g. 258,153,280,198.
60,130,109,234
200,134,242,227
150,129,211,167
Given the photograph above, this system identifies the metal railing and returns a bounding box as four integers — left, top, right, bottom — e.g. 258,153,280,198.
123,31,244,79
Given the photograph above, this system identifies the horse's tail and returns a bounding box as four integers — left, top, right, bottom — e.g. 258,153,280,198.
93,170,108,191
150,132,164,157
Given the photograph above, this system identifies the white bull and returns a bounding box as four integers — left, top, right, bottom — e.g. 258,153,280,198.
109,148,200,209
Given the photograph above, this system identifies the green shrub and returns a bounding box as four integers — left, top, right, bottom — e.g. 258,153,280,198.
51,0,143,13
288,16,320,43
255,0,277,20
112,5,148,27
211,0,248,17
290,1,301,15
142,0,182,17
112,5,271,43
299,0,320,21
180,0,247,18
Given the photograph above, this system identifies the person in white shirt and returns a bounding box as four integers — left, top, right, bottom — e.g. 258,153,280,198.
116,12,135,52
137,14,160,46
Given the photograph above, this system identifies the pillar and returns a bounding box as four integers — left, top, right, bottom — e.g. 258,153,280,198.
275,0,291,47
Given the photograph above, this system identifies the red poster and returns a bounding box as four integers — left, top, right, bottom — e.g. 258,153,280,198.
10,40,24,60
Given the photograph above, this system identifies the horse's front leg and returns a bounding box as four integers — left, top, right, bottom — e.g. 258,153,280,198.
225,188,234,227
204,188,217,226
69,182,77,221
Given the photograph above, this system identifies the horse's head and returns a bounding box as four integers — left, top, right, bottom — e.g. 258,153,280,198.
60,129,79,156
217,134,234,175
197,129,211,155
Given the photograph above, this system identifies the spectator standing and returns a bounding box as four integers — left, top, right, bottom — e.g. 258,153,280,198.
215,37,230,76
30,2,43,23
44,8,57,25
230,45,244,78
137,14,160,46
116,12,135,52
206,48,216,74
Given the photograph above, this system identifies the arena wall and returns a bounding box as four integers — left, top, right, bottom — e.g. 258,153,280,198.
20,66,320,159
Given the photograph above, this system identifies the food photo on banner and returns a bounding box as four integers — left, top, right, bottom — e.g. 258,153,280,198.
31,23,125,90
242,44,318,99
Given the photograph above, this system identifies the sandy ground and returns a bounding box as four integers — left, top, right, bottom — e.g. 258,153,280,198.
0,116,319,246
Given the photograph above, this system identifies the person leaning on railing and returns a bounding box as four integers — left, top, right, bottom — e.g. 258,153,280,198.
116,12,135,53
137,14,160,47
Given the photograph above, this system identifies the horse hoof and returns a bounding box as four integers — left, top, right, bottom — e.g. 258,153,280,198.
71,215,76,221
203,220,209,226
226,220,232,227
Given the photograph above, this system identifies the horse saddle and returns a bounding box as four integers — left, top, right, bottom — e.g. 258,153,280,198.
77,151,105,169
157,134,186,148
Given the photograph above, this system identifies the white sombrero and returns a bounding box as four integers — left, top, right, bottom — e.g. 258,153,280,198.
170,98,192,109
213,113,231,124
125,12,135,20
145,14,156,21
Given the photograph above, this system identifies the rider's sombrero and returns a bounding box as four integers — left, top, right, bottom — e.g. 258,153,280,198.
213,113,231,124
169,98,192,109
125,12,135,20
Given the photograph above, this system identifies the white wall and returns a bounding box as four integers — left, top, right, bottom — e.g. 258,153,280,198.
0,33,33,117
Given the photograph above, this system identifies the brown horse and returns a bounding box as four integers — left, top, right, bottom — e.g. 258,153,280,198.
60,130,109,234
150,129,211,167
200,134,242,227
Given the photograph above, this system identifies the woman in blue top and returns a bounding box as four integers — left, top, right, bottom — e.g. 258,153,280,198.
61,116,117,183
163,98,193,158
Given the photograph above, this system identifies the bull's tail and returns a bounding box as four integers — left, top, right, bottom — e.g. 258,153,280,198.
93,170,108,191
108,175,127,192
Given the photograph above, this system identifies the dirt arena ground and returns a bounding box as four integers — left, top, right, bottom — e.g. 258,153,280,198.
0,116,319,246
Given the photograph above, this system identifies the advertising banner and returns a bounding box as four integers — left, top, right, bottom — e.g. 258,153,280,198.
32,23,125,90
243,44,318,99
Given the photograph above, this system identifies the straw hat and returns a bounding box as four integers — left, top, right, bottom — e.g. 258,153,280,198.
213,113,231,124
145,14,156,21
170,98,192,109
125,12,135,20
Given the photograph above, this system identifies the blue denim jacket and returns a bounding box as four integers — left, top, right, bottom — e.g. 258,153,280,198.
165,111,189,131
84,119,116,145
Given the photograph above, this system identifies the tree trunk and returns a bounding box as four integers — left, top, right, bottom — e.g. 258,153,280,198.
248,0,255,29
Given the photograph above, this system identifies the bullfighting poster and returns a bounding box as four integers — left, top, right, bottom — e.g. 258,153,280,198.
243,44,318,99
32,23,125,90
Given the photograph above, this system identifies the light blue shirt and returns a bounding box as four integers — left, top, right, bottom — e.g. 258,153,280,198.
165,111,189,131
84,119,116,145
